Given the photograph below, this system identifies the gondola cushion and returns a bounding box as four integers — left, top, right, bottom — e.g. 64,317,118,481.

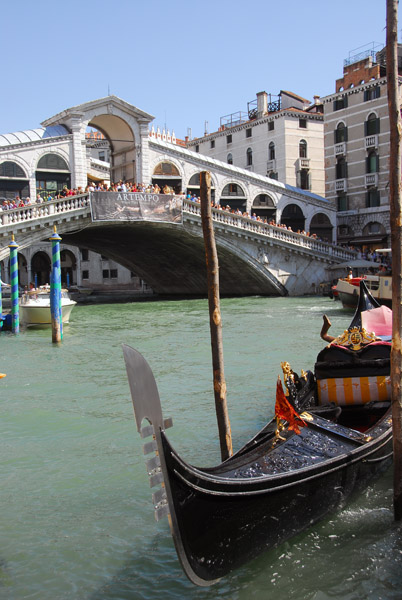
317,375,391,405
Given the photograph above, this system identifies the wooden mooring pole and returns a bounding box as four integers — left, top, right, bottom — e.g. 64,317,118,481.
200,171,233,461
386,0,402,520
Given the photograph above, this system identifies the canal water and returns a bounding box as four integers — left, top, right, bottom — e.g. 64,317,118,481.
1,296,401,600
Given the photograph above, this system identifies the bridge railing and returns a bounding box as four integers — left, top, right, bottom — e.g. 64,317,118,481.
0,194,90,226
183,199,355,261
0,193,355,262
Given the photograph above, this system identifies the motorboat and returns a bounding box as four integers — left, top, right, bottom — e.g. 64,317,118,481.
335,274,391,309
122,280,393,586
19,286,76,325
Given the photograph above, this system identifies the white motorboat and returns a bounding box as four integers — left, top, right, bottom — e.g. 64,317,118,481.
19,287,76,325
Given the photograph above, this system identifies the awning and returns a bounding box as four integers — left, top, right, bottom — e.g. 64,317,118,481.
327,259,379,270
348,236,387,245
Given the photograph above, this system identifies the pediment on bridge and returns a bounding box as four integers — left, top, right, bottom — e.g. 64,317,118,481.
41,95,155,129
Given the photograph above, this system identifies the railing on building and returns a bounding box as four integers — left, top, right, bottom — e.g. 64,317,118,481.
365,135,378,149
0,194,355,264
365,173,378,187
335,142,346,156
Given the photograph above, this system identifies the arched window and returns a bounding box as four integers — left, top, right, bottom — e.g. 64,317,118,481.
299,140,307,158
246,147,252,166
0,161,27,178
365,113,380,136
335,122,347,143
153,161,180,176
227,153,233,165
37,154,69,171
221,183,245,197
269,142,275,160
366,151,379,173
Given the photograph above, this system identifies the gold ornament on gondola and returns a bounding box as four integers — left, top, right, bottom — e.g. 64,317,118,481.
331,327,376,351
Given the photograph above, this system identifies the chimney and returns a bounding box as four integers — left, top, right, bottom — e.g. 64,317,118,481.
313,95,320,105
256,91,268,117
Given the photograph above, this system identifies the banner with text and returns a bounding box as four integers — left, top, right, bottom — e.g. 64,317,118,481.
90,192,183,224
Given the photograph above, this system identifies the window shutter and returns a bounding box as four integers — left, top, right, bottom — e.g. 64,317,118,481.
376,118,380,134
364,121,368,137
376,155,379,172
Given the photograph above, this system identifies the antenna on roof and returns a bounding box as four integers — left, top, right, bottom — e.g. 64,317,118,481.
187,127,192,140
108,84,111,96
204,121,209,135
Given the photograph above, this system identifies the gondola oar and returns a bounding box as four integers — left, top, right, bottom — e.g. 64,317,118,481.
200,171,233,461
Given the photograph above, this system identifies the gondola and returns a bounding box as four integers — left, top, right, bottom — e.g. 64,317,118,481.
122,280,393,586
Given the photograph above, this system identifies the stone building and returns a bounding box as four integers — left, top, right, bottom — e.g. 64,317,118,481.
186,90,325,197
321,43,402,251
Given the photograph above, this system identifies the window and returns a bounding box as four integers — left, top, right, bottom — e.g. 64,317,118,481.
366,189,380,207
268,172,278,180
364,87,381,101
37,154,69,171
81,249,89,261
210,140,215,149
333,96,348,111
299,140,307,158
366,151,379,173
299,119,307,128
365,113,380,136
153,162,180,176
99,151,105,161
337,194,348,211
101,255,108,260
300,169,309,190
110,269,118,278
82,270,89,280
336,157,347,179
102,270,110,279
246,128,252,138
246,148,253,166
268,121,274,131
0,161,27,178
221,183,245,197
195,145,199,152
334,122,348,143
227,134,232,144
269,142,275,160
227,153,233,165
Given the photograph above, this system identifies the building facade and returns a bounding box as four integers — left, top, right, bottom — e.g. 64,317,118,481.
186,90,325,198
321,44,402,251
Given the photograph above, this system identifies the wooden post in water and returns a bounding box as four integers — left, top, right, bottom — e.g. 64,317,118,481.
200,171,233,461
49,226,62,343
386,0,402,520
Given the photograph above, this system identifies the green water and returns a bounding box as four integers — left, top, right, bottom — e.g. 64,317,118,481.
0,297,401,600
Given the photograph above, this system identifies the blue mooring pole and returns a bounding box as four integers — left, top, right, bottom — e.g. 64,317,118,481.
0,262,3,331
9,235,19,334
49,226,62,343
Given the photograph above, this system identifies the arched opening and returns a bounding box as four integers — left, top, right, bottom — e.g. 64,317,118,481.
36,153,71,199
252,194,276,221
187,173,215,202
31,251,51,287
220,183,246,212
268,142,275,160
60,249,77,287
281,203,305,232
309,212,333,242
0,161,30,201
227,153,233,165
88,114,136,185
246,147,253,166
17,253,28,289
299,140,307,158
86,126,112,186
152,161,182,194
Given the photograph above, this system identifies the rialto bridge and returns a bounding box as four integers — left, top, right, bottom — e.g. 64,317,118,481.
0,194,355,297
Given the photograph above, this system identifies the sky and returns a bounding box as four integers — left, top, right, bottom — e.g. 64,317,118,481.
1,0,398,140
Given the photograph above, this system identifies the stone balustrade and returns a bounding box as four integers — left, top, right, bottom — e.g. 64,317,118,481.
0,193,355,263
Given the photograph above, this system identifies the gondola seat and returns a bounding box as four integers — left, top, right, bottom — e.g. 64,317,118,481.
314,342,391,407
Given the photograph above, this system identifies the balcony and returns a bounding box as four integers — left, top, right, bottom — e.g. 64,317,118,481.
267,159,276,172
296,158,310,170
335,179,347,192
335,142,346,156
365,173,378,187
365,135,378,149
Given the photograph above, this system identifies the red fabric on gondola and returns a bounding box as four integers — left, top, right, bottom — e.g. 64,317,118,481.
275,378,306,434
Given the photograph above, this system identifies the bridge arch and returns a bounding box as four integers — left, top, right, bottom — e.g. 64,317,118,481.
279,203,306,232
151,159,183,194
31,250,51,287
252,193,276,221
308,212,333,242
220,182,247,211
0,159,30,201
186,171,217,201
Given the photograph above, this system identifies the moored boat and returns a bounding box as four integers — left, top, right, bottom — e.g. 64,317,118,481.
19,287,76,325
123,280,393,586
335,274,391,309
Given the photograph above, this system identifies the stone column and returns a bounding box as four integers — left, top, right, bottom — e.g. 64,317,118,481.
70,113,87,190
137,121,151,185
